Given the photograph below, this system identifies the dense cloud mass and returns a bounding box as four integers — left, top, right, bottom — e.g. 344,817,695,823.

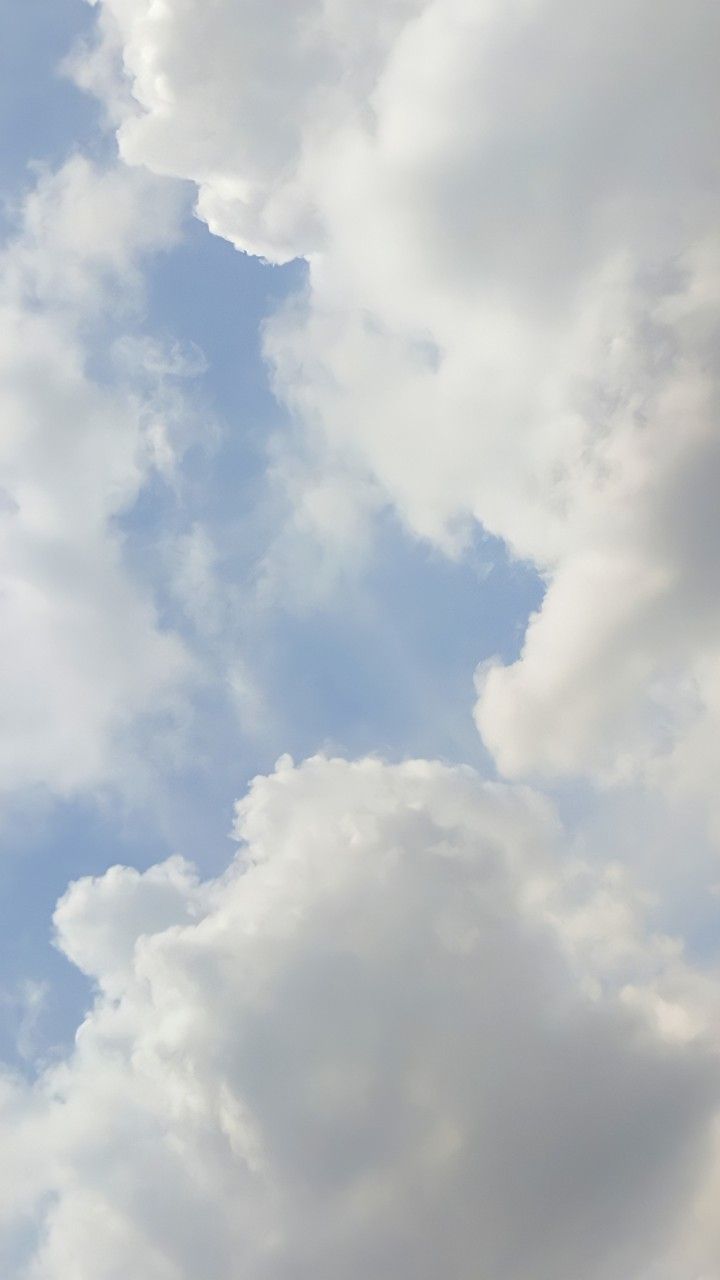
0,156,195,796
2,756,720,1278
79,0,720,810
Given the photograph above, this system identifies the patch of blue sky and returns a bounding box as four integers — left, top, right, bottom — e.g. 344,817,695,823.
117,208,545,822
244,517,542,771
117,212,307,589
128,207,544,776
147,216,307,458
0,789,160,1069
0,0,101,216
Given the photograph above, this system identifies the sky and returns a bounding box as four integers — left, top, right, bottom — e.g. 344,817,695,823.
1,2,720,1277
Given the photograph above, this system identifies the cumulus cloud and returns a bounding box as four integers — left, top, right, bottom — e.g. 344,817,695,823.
0,155,200,798
43,15,720,1272
0,755,717,1277
77,0,720,808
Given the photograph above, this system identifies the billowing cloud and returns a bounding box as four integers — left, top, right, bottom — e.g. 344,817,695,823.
1,755,718,1277
78,0,720,807
29,15,719,1274
0,155,197,797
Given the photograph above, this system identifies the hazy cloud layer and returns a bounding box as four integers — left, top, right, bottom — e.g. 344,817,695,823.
3,756,720,1278
0,156,198,797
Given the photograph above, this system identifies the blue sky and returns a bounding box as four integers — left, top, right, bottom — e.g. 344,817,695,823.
0,0,98,201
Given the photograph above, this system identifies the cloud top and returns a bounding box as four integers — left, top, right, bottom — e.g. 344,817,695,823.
3,756,719,1277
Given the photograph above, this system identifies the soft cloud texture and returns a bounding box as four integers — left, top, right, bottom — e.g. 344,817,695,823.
3,755,720,1278
78,0,720,809
3,8,718,1278
0,155,195,797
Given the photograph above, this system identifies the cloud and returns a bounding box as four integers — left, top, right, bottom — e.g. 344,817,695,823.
0,755,717,1277
46,18,720,1270
73,0,425,262
77,0,720,810
0,155,197,798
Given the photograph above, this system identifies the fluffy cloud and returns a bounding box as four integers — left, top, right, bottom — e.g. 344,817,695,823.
0,155,196,797
2,755,719,1277
78,0,720,805
19,16,719,1277
74,0,424,262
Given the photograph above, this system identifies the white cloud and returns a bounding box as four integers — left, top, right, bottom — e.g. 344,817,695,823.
77,0,720,810
0,155,195,798
0,755,717,1277
48,19,720,1269
74,0,425,262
